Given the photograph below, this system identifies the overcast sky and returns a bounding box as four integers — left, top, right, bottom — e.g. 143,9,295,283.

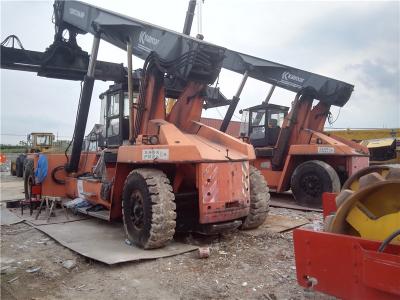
1,0,399,144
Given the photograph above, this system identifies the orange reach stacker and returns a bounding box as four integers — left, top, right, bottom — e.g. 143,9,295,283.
1,0,357,248
236,89,369,208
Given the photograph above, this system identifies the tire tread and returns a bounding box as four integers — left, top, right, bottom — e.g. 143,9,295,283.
122,168,176,249
240,166,270,230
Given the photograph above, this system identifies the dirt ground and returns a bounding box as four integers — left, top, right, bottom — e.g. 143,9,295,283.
0,173,332,300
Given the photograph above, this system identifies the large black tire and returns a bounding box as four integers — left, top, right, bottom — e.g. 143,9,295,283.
24,159,34,200
240,166,270,230
16,156,24,177
10,161,17,176
291,160,340,208
122,169,176,249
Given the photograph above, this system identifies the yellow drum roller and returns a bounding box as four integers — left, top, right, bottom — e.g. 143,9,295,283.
325,166,400,244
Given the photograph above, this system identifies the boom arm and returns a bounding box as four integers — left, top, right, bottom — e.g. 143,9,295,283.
0,42,125,82
58,1,353,136
223,50,353,107
58,1,353,106
57,0,224,83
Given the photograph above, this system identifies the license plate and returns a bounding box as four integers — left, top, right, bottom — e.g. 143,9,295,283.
317,146,335,154
142,149,169,160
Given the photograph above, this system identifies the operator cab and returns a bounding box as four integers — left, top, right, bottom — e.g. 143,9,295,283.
97,77,230,148
240,103,289,149
28,132,55,152
99,82,139,147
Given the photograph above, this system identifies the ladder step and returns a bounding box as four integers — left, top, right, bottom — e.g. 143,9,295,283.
80,192,96,197
76,207,110,221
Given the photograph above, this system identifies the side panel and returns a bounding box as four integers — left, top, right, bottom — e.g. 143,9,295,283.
252,158,282,190
32,154,67,197
197,162,250,224
294,228,400,299
347,156,370,176
277,154,298,192
65,177,110,209
37,153,98,197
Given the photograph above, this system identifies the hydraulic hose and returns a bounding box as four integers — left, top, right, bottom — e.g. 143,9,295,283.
378,229,400,252
51,165,66,185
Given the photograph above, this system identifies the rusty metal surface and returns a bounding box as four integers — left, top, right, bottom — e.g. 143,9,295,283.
34,218,197,265
269,193,323,212
6,206,88,226
294,228,400,299
198,162,250,224
242,214,309,237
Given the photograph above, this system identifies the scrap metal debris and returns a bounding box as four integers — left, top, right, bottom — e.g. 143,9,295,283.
198,247,210,258
26,266,41,273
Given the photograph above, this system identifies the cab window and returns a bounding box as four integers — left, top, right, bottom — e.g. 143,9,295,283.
107,118,119,136
36,135,50,146
123,92,138,117
108,94,120,117
269,112,285,128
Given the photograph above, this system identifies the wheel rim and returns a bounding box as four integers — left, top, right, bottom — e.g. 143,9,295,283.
300,173,322,197
130,190,144,230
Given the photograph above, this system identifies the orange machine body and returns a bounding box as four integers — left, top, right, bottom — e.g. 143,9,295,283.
31,81,255,226
248,98,369,192
254,132,369,192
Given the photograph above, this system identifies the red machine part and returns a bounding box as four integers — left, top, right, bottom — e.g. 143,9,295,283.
294,228,400,299
293,193,400,299
197,162,250,224
321,192,337,219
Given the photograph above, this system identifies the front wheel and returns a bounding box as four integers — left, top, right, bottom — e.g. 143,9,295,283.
291,160,340,208
122,169,176,249
240,166,270,230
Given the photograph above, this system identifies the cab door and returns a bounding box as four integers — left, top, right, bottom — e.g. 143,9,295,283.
248,108,268,147
105,91,124,146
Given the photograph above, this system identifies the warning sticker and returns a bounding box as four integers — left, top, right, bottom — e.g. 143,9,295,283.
142,149,169,160
317,146,335,154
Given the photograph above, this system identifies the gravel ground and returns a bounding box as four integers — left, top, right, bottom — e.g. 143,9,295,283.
0,171,332,300
0,209,332,300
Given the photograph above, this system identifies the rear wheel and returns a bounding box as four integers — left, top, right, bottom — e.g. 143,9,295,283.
122,169,176,249
240,166,270,230
24,159,34,200
16,156,24,177
291,160,340,208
